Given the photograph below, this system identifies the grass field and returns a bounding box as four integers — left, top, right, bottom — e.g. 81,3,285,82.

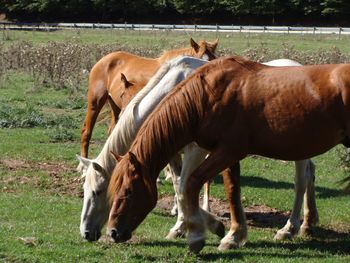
0,29,350,262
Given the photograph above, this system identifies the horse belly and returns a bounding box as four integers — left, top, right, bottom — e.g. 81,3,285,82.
249,126,343,161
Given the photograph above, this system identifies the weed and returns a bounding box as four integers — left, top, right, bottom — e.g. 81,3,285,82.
48,126,76,143
0,103,46,128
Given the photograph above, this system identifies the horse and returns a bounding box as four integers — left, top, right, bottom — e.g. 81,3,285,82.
79,38,218,163
78,56,318,244
107,56,350,254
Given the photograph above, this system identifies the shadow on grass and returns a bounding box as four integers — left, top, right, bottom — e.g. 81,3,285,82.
129,234,350,262
240,175,346,199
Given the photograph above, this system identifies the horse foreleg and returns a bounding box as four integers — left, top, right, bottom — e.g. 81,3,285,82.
107,96,121,135
179,148,235,253
274,160,309,240
166,144,208,239
80,90,108,158
218,163,247,250
300,160,319,236
166,153,182,216
202,181,210,212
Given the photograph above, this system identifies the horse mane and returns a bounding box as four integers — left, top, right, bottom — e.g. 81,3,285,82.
130,68,208,175
93,57,177,175
108,70,207,202
112,60,173,153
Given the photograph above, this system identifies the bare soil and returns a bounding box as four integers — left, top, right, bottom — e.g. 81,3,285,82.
157,196,291,229
0,159,82,197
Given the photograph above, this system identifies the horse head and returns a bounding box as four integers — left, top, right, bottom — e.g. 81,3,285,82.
190,38,218,61
107,151,157,243
76,155,110,241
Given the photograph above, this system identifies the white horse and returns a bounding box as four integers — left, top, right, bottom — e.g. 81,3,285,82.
77,56,319,248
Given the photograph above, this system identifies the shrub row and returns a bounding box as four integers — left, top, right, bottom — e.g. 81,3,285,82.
0,40,349,93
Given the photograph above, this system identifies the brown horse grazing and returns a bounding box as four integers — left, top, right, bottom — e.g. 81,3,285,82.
106,56,350,253
79,38,218,159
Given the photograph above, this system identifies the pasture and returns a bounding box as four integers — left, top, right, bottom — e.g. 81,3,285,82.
0,29,350,262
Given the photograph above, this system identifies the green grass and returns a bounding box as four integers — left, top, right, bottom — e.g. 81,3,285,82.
0,31,349,262
2,28,350,54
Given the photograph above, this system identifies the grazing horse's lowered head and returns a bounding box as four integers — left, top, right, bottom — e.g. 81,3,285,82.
107,152,157,242
78,155,110,241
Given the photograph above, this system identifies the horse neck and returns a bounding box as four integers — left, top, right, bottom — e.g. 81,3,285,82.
130,73,207,183
94,61,179,176
157,47,194,64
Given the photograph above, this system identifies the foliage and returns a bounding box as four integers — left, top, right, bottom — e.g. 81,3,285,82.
1,0,350,24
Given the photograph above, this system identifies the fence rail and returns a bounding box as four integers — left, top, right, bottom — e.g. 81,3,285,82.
1,22,350,35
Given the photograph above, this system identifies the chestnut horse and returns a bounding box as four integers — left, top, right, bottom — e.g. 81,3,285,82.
79,38,218,161
107,56,350,253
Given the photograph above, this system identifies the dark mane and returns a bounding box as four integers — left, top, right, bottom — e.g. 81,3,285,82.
130,68,209,177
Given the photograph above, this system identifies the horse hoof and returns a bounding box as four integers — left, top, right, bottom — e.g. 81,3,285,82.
166,230,185,239
299,226,313,237
274,230,292,241
218,241,239,251
189,239,205,254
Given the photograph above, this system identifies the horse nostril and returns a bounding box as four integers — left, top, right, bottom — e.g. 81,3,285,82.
110,229,117,239
109,229,121,242
84,231,90,240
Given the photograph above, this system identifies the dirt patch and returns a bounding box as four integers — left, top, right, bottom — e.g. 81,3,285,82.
0,159,82,197
157,196,290,229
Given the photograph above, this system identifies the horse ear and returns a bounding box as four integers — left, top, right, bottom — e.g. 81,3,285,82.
190,38,200,52
92,162,105,174
110,151,123,162
127,151,140,171
76,154,91,168
211,38,219,51
120,73,132,88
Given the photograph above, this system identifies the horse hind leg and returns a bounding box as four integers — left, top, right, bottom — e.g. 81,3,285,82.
274,160,309,240
218,163,247,250
300,160,319,236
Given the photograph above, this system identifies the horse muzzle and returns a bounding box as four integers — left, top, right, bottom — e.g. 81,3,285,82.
108,228,132,243
81,230,101,242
